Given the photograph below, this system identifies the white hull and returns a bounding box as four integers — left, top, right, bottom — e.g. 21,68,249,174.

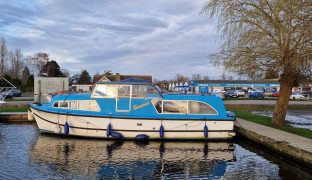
30,107,235,140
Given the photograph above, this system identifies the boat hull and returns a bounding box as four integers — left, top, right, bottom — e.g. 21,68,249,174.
30,107,235,140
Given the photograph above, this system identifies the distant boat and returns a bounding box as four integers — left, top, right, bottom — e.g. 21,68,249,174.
29,78,236,140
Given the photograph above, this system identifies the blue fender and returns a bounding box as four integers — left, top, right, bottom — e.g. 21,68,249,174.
64,121,69,135
159,125,164,139
106,123,112,137
135,134,149,141
111,131,124,139
204,124,208,138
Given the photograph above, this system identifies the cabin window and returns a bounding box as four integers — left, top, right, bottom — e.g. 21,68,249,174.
118,85,130,97
69,101,77,109
52,100,100,112
132,85,147,98
53,101,59,107
59,101,69,108
77,100,100,112
92,84,118,98
188,101,217,115
152,100,162,113
163,100,187,114
152,100,217,115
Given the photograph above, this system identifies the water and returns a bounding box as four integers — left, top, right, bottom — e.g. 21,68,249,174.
0,123,311,179
252,110,312,130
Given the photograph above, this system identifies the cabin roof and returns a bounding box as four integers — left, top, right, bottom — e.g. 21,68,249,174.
97,77,151,85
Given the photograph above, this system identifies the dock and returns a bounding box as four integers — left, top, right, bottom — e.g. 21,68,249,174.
235,118,312,168
0,112,30,122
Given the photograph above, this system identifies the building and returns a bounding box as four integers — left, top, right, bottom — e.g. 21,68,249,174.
191,80,280,93
71,84,93,92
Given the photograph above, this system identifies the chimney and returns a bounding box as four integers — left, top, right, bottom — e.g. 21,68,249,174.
116,73,120,81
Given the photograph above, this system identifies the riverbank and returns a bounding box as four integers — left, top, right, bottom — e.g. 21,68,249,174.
0,112,28,122
235,118,312,168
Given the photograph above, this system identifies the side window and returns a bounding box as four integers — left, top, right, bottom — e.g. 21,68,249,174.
152,100,162,113
69,101,77,109
92,85,108,98
53,101,58,107
92,84,118,98
189,101,217,115
118,85,130,97
132,85,147,98
163,101,187,114
77,100,101,112
59,101,69,108
88,100,101,112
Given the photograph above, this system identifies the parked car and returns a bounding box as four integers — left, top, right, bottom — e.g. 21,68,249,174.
210,92,225,99
224,90,238,98
290,92,304,100
249,91,264,98
272,91,279,97
302,90,312,95
236,90,245,97
1,89,22,99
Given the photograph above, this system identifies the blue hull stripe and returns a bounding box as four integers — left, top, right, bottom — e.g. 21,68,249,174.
30,105,234,121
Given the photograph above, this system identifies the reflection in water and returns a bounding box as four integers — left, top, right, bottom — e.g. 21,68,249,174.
30,135,235,179
252,110,312,130
0,123,311,179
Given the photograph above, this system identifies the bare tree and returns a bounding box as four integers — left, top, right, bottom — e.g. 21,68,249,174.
220,72,227,80
8,48,24,79
202,0,312,125
0,38,7,78
175,73,189,82
192,74,202,81
203,75,210,80
27,52,49,76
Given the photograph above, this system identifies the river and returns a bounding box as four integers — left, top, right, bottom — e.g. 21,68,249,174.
0,123,311,179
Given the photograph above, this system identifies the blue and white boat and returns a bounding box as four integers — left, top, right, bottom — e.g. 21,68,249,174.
29,78,236,140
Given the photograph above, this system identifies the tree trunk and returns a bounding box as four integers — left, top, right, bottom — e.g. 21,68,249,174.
272,74,294,126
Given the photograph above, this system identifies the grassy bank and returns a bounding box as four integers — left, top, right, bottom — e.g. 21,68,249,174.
0,105,28,112
233,110,312,139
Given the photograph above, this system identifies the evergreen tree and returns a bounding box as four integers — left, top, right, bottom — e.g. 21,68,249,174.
41,60,64,77
26,75,34,92
69,73,79,85
77,70,91,84
21,67,30,91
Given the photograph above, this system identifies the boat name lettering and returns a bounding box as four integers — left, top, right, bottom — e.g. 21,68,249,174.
133,102,149,110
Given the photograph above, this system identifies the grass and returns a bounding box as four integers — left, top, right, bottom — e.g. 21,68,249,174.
0,105,29,112
232,110,312,139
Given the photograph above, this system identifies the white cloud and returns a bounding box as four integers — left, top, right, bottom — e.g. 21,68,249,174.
1,0,225,80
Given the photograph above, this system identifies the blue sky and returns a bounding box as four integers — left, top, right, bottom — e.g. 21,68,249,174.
0,0,225,80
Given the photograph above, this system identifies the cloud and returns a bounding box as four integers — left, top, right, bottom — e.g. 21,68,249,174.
0,0,224,80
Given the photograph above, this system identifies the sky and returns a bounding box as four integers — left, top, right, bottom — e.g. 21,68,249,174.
0,0,225,80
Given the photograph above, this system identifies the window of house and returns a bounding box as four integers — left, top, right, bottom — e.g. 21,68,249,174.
163,100,187,114
188,101,217,115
